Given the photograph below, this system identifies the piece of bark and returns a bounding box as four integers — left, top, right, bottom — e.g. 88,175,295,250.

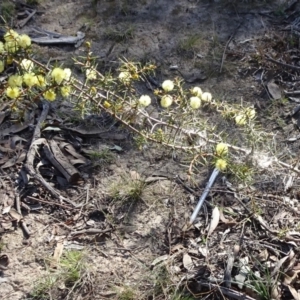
44,140,80,183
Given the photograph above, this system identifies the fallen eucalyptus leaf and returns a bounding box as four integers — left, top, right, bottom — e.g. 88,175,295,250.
207,206,220,236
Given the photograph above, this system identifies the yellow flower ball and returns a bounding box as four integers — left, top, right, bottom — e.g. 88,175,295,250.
64,68,72,81
61,86,71,97
86,68,97,80
192,87,202,97
90,86,97,94
235,114,247,126
161,95,173,108
215,143,228,156
118,71,131,82
6,56,13,65
6,87,20,99
189,96,201,109
4,29,19,42
51,67,66,84
162,80,174,92
215,159,227,171
17,34,31,48
23,73,38,87
138,95,151,107
0,42,4,54
5,41,18,53
36,75,47,88
246,108,256,120
20,59,34,72
201,92,212,102
103,101,111,108
0,60,4,73
8,75,23,87
43,89,56,101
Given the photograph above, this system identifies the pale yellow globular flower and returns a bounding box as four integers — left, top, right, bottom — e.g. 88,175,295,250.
161,95,173,108
23,73,38,87
118,71,131,82
103,101,111,108
5,41,18,53
8,75,23,87
17,34,31,48
6,87,20,99
90,86,97,94
0,61,4,73
0,42,4,54
86,68,97,80
36,75,47,88
215,143,228,156
43,89,56,101
6,56,13,65
4,29,19,42
189,96,201,109
20,59,34,72
64,68,72,81
215,159,227,171
51,67,66,84
162,80,174,92
138,95,151,107
192,87,202,97
61,86,71,98
235,114,247,126
246,108,256,120
201,92,212,102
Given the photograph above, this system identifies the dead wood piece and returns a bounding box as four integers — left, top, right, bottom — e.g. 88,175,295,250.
44,140,80,183
70,228,112,236
197,281,256,300
24,102,78,208
30,30,85,48
265,54,300,72
17,9,36,28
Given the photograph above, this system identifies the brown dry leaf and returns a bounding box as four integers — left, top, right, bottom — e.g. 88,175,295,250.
1,157,17,169
183,253,193,270
10,136,27,149
61,143,87,161
267,80,282,100
288,285,300,300
271,255,290,277
69,158,87,165
219,209,237,225
284,270,300,285
151,254,169,267
16,150,27,164
207,206,220,236
8,208,22,222
130,170,140,180
50,241,64,269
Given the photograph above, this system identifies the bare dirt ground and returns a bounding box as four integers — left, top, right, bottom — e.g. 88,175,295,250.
2,0,300,299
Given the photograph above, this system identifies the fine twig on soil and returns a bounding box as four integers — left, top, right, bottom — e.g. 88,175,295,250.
265,54,300,72
70,228,112,236
220,22,242,73
196,281,257,300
